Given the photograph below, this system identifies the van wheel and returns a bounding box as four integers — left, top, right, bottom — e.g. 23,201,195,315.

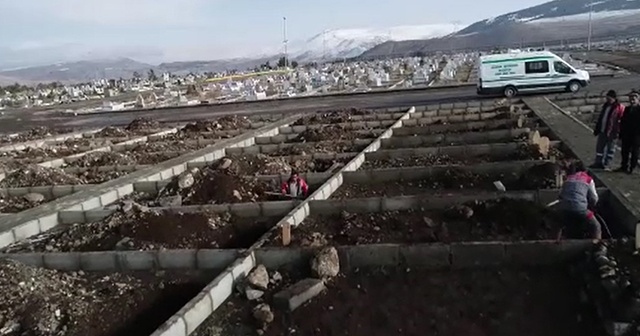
503,86,517,98
567,80,581,93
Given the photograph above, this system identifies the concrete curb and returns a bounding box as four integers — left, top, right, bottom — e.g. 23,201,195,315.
147,106,417,336
0,115,302,249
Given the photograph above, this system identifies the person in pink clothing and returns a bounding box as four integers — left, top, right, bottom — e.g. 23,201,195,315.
281,171,309,198
556,161,601,240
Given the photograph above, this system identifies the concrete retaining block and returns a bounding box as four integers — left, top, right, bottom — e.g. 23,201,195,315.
450,242,506,268
399,244,451,268
80,251,118,271
346,244,400,267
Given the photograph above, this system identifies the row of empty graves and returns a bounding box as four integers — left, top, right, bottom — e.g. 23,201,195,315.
0,99,637,336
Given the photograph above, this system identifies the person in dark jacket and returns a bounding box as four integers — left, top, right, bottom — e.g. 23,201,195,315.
590,90,625,169
616,91,640,174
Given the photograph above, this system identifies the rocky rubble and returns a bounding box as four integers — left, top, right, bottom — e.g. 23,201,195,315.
67,151,137,168
269,199,555,246
272,141,364,156
0,165,84,188
0,146,81,160
208,248,339,335
0,259,150,336
156,158,273,205
225,154,292,176
125,117,161,132
292,108,374,125
181,116,252,133
1,202,245,252
0,192,45,213
577,241,640,336
94,126,129,138
292,125,369,142
0,127,73,144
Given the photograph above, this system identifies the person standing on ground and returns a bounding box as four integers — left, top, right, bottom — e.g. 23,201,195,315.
590,90,624,170
616,91,640,174
556,161,601,240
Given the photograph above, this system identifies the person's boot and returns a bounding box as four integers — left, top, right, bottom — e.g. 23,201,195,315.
614,166,628,173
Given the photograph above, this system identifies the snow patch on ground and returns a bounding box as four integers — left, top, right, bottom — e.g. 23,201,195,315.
527,8,640,23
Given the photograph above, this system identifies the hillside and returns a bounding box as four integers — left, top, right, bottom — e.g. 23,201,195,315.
360,0,640,58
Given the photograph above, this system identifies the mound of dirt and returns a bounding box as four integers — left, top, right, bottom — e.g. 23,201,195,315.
293,125,360,142
0,127,73,144
95,126,129,138
157,159,273,205
69,152,137,168
125,117,160,131
182,116,252,133
225,154,291,176
0,165,84,188
293,108,374,125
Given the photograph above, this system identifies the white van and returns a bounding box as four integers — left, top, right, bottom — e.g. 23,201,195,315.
477,51,590,98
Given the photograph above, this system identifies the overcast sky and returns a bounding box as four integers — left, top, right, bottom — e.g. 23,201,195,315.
0,0,550,68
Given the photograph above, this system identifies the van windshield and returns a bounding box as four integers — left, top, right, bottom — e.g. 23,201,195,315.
554,61,575,74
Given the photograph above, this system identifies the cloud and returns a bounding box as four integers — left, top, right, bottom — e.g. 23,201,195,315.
1,0,212,26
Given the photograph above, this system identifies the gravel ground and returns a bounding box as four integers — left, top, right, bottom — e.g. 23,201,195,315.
0,147,84,160
0,259,215,336
265,198,556,246
332,162,558,199
2,204,280,252
0,193,45,213
208,266,601,336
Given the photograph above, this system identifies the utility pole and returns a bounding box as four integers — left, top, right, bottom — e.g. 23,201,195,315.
283,17,289,68
587,0,593,50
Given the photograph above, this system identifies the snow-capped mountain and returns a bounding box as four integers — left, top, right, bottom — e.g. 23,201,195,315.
361,0,640,58
288,25,460,61
458,0,640,35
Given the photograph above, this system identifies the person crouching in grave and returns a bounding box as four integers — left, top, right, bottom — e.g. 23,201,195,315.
281,171,309,198
590,90,624,170
555,161,602,241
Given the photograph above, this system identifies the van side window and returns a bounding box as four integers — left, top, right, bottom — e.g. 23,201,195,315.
554,61,575,74
525,61,549,74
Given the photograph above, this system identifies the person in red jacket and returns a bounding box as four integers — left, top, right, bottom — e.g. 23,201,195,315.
590,90,625,170
281,171,309,198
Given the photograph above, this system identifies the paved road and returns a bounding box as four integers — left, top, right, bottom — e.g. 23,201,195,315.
1,74,638,133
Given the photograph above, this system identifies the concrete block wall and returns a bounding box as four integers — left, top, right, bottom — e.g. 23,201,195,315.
392,118,539,136
0,185,92,200
381,128,535,149
0,114,302,249
225,139,372,155
343,160,547,184
145,106,418,336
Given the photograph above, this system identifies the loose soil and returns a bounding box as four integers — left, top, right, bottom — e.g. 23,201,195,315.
62,138,117,148
0,194,45,213
271,141,367,156
210,266,601,336
74,169,133,184
2,205,280,252
292,108,374,125
66,152,137,168
128,139,213,154
0,147,84,160
0,127,74,145
0,165,85,188
290,125,378,143
157,161,276,205
362,145,569,169
0,259,215,336
332,162,558,199
181,116,253,132
266,198,556,246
